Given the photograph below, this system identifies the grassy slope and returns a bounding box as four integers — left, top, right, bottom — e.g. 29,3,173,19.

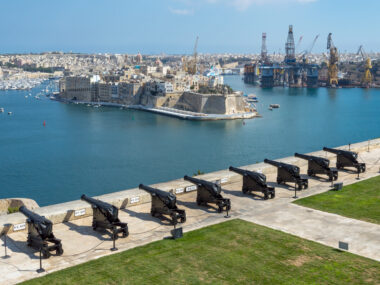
24,219,380,285
294,175,380,224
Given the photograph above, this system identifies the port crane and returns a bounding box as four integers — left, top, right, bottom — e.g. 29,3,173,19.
327,33,339,86
295,35,303,52
298,34,319,63
185,36,199,75
357,45,372,88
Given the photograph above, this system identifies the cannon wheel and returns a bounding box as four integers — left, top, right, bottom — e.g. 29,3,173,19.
180,216,186,223
217,206,223,213
56,247,64,256
42,249,50,259
333,173,338,181
170,213,178,226
122,230,129,238
263,192,269,200
270,192,275,199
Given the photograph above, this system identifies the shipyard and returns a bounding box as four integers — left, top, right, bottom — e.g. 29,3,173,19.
243,25,378,88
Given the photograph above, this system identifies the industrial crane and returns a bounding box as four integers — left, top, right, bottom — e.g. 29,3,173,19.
327,33,339,86
298,34,319,63
186,36,199,75
357,45,372,88
295,36,303,52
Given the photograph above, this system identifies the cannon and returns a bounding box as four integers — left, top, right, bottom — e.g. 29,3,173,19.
183,175,231,213
139,184,186,225
19,206,63,258
229,166,275,199
264,159,308,190
81,195,128,239
323,147,366,173
295,153,338,181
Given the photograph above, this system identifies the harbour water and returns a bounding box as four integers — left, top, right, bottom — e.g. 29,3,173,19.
1,76,379,206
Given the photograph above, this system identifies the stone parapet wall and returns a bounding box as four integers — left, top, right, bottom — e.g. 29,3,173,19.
1,138,379,235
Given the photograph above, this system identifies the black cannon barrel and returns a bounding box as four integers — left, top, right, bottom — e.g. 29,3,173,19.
294,153,313,160
184,175,221,195
229,166,247,175
323,147,357,158
19,206,53,239
81,194,118,220
139,184,173,199
323,147,341,154
81,194,112,209
229,166,264,180
264,159,284,167
183,175,202,185
19,206,48,224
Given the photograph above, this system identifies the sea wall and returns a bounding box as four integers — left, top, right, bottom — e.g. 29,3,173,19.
1,138,379,235
174,92,247,115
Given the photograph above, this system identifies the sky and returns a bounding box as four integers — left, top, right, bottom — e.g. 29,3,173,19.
0,0,379,54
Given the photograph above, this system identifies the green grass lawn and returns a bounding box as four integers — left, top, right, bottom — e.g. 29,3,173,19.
23,219,379,285
294,175,380,224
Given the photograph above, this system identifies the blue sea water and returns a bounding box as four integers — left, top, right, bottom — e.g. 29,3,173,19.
0,76,379,206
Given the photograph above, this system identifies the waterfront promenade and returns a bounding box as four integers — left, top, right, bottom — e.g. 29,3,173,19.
1,139,379,284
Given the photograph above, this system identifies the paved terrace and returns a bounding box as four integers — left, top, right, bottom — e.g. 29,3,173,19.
1,139,380,284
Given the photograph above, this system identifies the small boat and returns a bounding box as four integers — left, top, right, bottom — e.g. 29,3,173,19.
93,104,101,108
8,112,12,115
268,107,273,111
0,108,4,113
269,104,280,108
247,94,258,103
86,104,91,107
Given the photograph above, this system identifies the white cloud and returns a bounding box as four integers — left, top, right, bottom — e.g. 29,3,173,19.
207,0,317,11
170,0,317,13
169,7,194,15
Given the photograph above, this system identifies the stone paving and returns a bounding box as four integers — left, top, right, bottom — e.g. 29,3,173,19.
1,147,379,284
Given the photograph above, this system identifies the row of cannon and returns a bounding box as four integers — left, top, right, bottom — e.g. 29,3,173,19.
16,146,365,258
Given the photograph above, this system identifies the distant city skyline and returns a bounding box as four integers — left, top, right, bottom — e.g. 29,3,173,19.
0,0,379,54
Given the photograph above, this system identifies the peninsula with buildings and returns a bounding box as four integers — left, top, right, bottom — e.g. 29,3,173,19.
56,52,256,120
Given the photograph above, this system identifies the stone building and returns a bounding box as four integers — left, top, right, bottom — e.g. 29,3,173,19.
59,76,91,101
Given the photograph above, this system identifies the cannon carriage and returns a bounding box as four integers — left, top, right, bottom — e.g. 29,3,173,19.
294,153,338,181
229,166,275,199
184,175,231,213
81,195,128,239
19,206,63,259
264,159,308,190
323,147,366,173
139,184,186,225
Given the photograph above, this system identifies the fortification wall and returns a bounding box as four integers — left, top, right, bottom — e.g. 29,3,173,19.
174,92,246,114
1,138,379,235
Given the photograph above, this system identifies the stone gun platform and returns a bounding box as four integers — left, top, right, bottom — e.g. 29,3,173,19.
1,139,380,284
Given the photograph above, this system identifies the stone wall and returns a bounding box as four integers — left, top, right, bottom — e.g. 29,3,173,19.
174,92,247,115
0,198,39,215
